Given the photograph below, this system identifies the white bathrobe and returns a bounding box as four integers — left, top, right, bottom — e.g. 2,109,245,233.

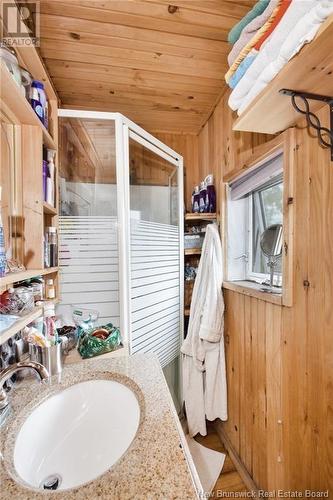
181,224,227,437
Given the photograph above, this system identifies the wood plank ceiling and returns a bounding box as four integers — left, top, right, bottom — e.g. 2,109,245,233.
39,0,254,133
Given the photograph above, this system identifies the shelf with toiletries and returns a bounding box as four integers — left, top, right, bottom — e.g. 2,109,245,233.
0,37,59,305
0,61,56,150
232,16,333,134
184,172,217,324
0,267,58,288
0,273,59,345
0,306,43,346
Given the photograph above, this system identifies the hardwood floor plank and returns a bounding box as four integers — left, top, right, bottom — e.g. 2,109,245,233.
214,471,248,493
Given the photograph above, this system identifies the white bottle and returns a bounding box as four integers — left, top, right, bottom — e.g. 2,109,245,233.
46,149,56,207
43,303,56,344
46,278,55,299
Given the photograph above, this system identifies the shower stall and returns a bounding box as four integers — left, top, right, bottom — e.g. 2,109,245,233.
57,110,183,400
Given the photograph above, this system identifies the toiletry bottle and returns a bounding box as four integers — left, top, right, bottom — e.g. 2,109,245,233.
46,278,55,300
47,227,58,267
199,181,207,213
46,149,56,207
193,186,200,213
44,231,50,268
205,174,216,213
42,160,48,202
30,80,47,125
43,303,56,344
0,187,7,277
44,100,49,130
31,276,44,302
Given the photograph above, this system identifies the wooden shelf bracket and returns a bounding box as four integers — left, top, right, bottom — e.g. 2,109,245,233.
280,88,333,160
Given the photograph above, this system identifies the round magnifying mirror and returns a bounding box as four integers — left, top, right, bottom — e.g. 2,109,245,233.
260,223,283,258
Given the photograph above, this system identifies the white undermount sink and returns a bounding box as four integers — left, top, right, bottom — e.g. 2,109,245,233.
13,379,140,491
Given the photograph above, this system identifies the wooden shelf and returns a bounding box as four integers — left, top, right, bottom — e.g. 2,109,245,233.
0,306,43,345
43,202,57,215
233,17,333,134
185,213,217,221
0,267,58,287
0,63,56,149
185,248,202,256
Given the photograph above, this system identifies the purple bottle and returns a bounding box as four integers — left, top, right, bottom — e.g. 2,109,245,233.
193,186,200,213
199,181,207,213
30,80,46,125
205,174,216,213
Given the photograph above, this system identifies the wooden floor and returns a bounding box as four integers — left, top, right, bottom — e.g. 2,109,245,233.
194,423,248,495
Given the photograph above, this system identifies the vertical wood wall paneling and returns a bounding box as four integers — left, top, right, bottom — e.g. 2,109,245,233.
22,125,44,269
195,89,332,492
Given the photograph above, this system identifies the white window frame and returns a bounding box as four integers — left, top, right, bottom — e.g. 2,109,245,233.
246,177,283,285
222,131,295,307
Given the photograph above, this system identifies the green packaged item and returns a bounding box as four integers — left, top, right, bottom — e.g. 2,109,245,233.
78,323,121,359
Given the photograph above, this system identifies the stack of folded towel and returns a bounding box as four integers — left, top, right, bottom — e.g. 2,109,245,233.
225,0,333,115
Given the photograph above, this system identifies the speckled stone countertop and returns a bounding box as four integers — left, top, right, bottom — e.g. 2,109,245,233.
0,354,199,499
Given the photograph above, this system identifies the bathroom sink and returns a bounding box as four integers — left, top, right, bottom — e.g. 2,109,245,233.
13,379,140,491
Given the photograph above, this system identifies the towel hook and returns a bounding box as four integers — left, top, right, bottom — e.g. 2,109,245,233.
280,89,333,161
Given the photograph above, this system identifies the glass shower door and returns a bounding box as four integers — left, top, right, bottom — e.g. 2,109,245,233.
126,129,183,406
58,117,120,330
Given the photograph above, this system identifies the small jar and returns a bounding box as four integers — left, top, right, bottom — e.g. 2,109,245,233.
46,279,56,300
31,277,44,302
15,286,34,315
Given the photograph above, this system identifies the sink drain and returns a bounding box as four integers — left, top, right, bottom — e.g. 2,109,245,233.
40,474,62,490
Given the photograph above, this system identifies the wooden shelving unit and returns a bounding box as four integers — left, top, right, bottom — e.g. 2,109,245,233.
184,214,217,320
0,8,60,348
0,63,57,149
185,248,202,256
185,213,217,221
233,17,333,134
43,202,57,215
0,267,58,288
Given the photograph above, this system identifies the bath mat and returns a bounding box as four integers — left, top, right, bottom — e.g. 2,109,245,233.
185,435,225,494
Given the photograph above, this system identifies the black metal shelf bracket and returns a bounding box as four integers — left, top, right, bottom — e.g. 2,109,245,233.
280,89,333,161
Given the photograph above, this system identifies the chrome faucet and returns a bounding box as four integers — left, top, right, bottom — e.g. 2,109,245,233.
0,361,49,414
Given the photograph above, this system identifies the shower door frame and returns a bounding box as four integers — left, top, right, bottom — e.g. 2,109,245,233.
58,110,184,365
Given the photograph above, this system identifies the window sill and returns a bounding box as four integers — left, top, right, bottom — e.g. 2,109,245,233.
222,280,283,306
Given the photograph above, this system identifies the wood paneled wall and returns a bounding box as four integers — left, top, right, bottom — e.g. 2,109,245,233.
191,90,333,493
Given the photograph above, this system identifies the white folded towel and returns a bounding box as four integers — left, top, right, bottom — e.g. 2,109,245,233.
237,0,333,115
228,0,317,112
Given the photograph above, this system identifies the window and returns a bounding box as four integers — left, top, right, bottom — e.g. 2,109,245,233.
248,176,283,283
226,151,284,287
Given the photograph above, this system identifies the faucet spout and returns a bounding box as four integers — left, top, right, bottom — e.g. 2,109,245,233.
0,361,49,411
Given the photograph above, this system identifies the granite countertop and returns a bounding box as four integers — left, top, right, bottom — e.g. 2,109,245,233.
0,354,199,499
